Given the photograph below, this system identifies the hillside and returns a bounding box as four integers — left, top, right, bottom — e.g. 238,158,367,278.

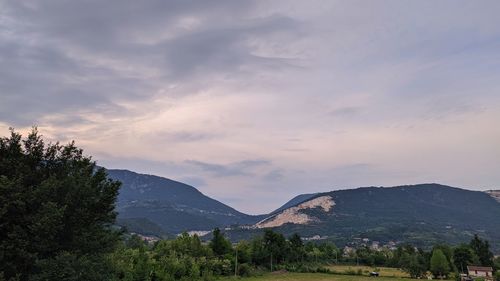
106,169,500,250
237,184,500,250
107,169,264,234
486,190,500,203
272,193,318,214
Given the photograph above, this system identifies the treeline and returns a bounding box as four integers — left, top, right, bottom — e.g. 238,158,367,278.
109,229,500,281
374,234,498,279
109,229,339,280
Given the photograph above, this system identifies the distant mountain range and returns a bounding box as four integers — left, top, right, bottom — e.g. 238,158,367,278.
107,169,500,250
107,169,264,235
240,185,500,250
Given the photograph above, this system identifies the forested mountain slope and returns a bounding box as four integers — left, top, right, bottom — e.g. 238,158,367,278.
107,169,264,234
244,184,500,250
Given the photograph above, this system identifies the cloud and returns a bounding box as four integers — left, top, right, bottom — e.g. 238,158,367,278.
0,0,299,127
263,169,284,182
2,0,500,213
185,159,270,177
178,176,207,187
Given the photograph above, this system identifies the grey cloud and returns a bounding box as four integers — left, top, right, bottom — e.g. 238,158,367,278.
185,159,270,177
179,176,207,187
154,131,220,143
0,38,151,126
232,159,271,169
2,1,500,213
263,169,284,181
329,106,362,117
161,15,301,79
0,0,302,128
185,160,249,177
3,1,255,49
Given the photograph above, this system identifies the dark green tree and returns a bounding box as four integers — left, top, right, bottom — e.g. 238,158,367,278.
0,128,121,280
210,228,231,257
453,244,475,273
470,234,494,267
288,233,304,262
262,229,288,269
400,252,427,278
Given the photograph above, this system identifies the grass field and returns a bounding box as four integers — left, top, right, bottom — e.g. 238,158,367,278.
326,265,409,278
224,272,409,281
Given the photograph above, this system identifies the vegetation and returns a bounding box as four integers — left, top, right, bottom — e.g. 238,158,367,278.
104,228,500,281
224,273,410,281
0,128,121,280
326,265,408,278
1,129,499,281
430,249,450,279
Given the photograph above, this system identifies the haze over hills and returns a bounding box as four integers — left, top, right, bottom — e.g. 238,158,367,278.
107,169,500,250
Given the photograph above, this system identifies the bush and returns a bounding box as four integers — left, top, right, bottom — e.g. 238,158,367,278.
237,263,252,277
494,271,500,281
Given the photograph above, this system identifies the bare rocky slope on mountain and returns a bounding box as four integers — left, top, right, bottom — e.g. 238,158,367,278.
106,169,500,250
228,184,500,251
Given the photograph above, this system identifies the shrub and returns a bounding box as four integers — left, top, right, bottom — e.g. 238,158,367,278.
494,271,500,281
237,263,253,277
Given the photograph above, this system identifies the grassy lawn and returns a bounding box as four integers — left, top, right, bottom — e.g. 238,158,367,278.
223,272,409,281
326,265,409,278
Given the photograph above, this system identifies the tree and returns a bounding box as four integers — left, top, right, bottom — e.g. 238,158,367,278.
0,128,121,280
430,249,450,279
432,244,455,272
400,251,427,278
470,234,494,267
453,244,475,273
288,233,304,262
263,229,287,269
210,228,231,257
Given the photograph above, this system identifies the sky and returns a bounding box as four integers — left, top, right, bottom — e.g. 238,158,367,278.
1,0,500,214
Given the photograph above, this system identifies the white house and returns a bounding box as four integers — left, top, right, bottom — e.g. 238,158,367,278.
467,266,494,280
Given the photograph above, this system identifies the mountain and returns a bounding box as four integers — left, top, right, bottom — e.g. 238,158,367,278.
116,217,170,238
241,184,500,250
106,168,500,250
486,190,500,203
107,169,264,234
272,193,318,214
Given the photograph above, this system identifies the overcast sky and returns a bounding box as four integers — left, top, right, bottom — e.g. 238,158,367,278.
1,0,500,214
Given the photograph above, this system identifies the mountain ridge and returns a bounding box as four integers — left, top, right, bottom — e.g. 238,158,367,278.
106,168,500,250
242,183,500,250
107,169,265,234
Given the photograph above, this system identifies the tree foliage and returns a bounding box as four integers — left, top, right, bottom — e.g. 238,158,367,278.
470,234,494,267
453,244,476,273
430,249,450,279
0,128,121,280
209,228,231,257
